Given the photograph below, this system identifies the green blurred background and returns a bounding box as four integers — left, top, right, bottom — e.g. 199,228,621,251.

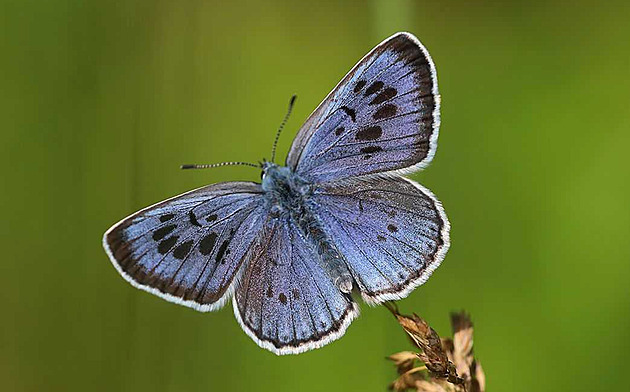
2,0,629,390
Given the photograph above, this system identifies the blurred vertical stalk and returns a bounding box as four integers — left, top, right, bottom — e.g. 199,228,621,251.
370,0,417,39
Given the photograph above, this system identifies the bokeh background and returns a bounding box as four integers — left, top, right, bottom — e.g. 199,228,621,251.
3,0,630,391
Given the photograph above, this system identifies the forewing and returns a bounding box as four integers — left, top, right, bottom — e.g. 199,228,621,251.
103,182,266,311
311,176,450,304
287,32,439,183
234,216,359,355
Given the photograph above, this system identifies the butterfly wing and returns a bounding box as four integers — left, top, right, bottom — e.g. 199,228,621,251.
286,32,439,183
103,182,266,311
310,176,450,304
233,216,359,355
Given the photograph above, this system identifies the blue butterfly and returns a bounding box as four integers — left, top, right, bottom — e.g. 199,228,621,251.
103,32,450,355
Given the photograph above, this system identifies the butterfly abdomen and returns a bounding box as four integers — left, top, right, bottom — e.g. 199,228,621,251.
296,208,354,294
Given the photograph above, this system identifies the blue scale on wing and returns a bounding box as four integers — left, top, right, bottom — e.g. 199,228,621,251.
311,176,447,303
104,182,265,310
287,33,438,183
234,217,357,353
301,94,430,180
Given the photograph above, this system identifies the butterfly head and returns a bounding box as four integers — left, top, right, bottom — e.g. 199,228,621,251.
260,160,281,187
260,159,274,177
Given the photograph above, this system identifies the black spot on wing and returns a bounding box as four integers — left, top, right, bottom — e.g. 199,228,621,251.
377,235,386,242
188,210,201,227
159,214,174,222
278,292,287,305
364,81,384,96
355,126,382,141
360,146,383,154
335,127,344,136
206,214,217,222
158,236,178,254
353,80,366,93
153,225,176,241
373,104,397,120
266,286,273,298
340,106,356,122
215,240,230,263
173,240,193,260
387,224,398,233
199,232,217,255
369,87,397,105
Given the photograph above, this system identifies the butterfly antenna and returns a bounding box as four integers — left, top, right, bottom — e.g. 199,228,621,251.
181,161,260,170
270,95,297,163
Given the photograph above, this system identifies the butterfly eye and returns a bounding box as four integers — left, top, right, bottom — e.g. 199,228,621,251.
260,171,266,180
270,204,283,218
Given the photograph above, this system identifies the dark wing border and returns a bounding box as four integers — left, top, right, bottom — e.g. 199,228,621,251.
233,298,359,356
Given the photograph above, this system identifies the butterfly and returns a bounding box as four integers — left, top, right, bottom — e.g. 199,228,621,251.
103,32,450,355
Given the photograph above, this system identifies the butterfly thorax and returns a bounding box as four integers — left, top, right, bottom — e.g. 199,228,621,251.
261,163,353,293
261,163,309,208
261,163,316,229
